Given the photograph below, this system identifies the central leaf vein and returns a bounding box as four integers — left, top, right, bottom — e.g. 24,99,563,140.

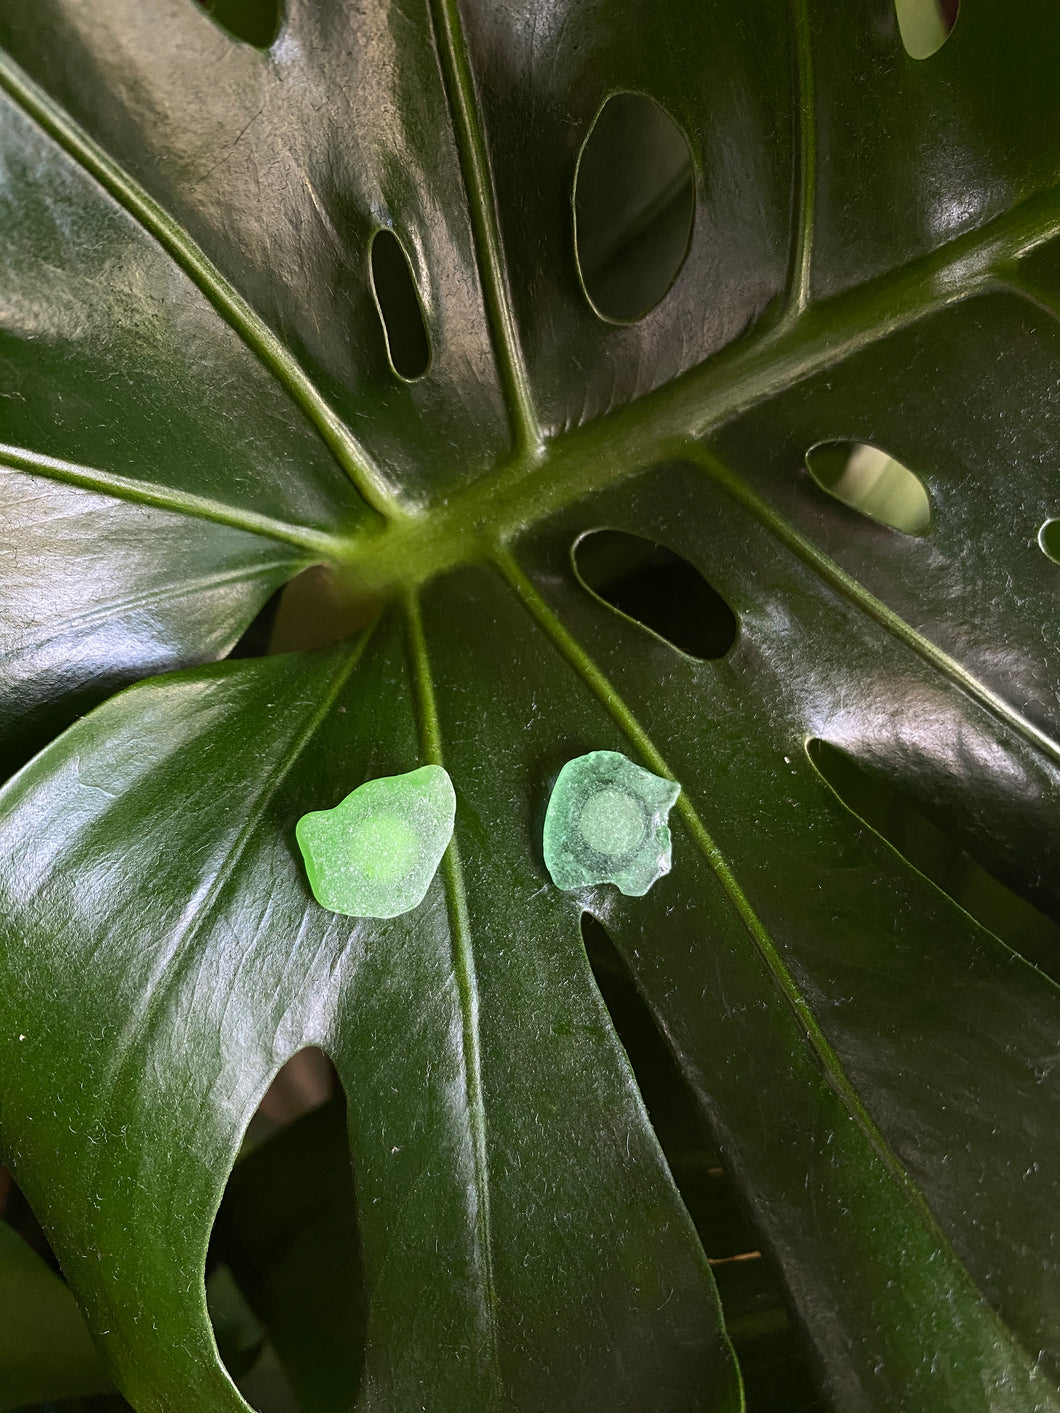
404,590,502,1382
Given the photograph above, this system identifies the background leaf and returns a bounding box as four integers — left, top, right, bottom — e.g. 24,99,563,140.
0,1219,113,1410
209,1095,364,1410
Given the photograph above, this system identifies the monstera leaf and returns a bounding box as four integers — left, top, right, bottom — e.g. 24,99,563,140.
0,0,1058,1409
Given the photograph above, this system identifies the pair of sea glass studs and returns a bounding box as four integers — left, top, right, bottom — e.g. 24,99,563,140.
296,750,681,919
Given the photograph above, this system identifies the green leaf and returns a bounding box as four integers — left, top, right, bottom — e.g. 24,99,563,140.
0,1,1057,1410
205,1267,265,1385
209,1096,364,1410
0,1221,113,1409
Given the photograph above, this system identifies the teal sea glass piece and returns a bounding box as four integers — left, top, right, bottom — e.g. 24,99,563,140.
543,750,681,897
296,765,456,918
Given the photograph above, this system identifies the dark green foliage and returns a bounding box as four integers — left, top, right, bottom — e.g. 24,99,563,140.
0,2,1058,1410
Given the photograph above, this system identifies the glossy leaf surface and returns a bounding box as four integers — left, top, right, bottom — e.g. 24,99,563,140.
0,1,1058,1410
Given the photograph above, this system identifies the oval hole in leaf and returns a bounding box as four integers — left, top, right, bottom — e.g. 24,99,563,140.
805,440,932,535
208,1050,365,1410
574,529,737,659
806,739,1060,981
579,914,822,1407
193,0,282,48
1038,518,1060,565
370,229,431,381
895,0,959,59
574,93,696,323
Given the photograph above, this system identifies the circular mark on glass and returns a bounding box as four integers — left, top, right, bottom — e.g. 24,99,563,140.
1039,519,1060,565
370,229,431,381
193,0,282,48
574,529,737,659
348,814,420,885
805,441,932,535
579,787,647,858
895,0,959,59
574,92,695,323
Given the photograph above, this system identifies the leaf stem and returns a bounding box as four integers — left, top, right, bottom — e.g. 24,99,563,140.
331,178,1060,590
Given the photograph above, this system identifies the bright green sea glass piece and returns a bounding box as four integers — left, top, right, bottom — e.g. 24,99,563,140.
296,765,456,919
542,750,681,897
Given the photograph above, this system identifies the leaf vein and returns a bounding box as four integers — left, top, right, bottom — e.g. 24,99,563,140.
684,441,1060,771
0,444,350,560
494,546,1052,1379
427,0,542,459
0,48,398,520
0,559,296,662
496,550,951,1204
784,0,816,320
91,624,379,1175
404,589,502,1388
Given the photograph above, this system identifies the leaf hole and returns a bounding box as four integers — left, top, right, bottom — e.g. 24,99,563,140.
805,441,932,535
1,1164,60,1277
369,229,431,381
574,92,696,323
807,739,1060,980
574,529,737,659
229,566,377,664
895,0,959,59
225,567,380,659
208,1050,365,1411
1,1166,120,1406
226,584,286,661
193,0,282,48
580,914,824,1409
1038,519,1060,565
